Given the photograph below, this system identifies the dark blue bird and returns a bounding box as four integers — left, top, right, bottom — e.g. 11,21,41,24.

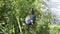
25,8,35,25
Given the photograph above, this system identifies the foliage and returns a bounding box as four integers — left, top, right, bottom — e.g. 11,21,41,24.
0,0,60,34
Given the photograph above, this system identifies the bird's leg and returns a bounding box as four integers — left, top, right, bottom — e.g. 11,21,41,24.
30,20,33,25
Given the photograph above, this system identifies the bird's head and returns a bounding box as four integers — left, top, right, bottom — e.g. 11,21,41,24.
29,8,35,15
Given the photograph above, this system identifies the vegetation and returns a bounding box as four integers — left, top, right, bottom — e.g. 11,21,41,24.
0,0,60,34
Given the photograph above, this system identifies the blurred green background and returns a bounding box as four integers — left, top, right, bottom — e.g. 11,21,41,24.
0,0,60,34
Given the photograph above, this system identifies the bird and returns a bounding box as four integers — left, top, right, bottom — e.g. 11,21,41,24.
25,8,35,25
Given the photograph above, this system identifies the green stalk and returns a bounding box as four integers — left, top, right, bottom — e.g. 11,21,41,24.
16,17,23,34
